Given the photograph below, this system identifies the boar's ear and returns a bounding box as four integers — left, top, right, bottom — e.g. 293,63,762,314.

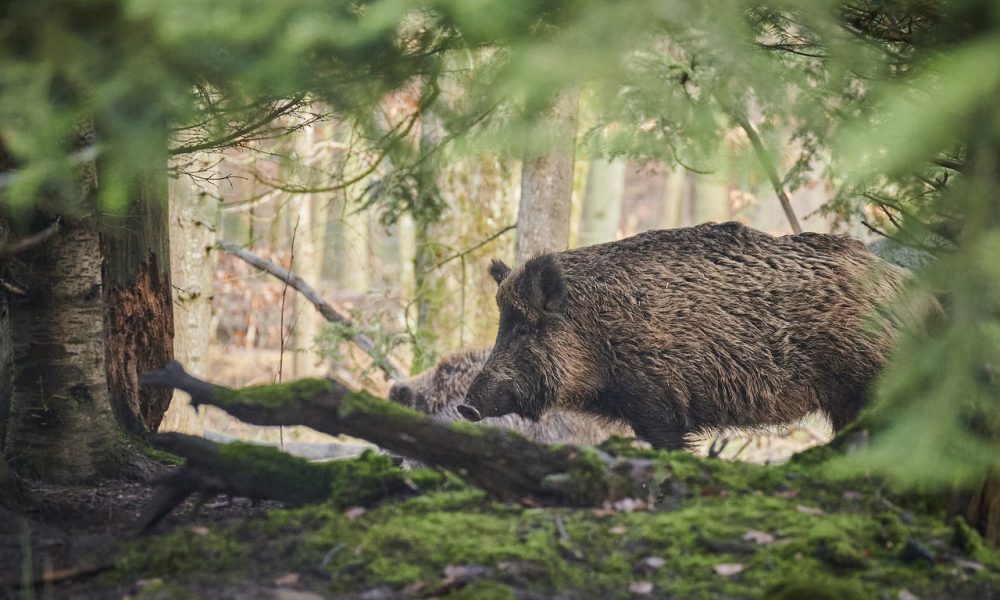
488,259,511,285
523,254,567,315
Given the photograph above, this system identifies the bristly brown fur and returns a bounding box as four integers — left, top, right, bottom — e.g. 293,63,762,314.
465,221,913,449
389,348,631,445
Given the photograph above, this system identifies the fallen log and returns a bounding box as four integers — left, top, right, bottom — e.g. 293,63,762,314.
141,362,655,509
135,434,418,532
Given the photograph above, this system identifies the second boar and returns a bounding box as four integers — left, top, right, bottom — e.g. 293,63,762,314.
389,348,631,445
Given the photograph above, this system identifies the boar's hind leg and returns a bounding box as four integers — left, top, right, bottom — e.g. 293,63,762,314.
822,388,868,432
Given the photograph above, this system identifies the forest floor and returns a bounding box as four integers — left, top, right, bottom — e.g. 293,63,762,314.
2,442,999,600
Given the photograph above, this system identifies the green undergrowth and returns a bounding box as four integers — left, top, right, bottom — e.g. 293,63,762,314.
112,442,1000,599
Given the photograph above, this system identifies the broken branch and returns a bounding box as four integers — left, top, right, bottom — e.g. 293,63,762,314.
218,241,406,381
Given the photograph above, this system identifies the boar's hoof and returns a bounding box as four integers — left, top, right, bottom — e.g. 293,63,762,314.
457,404,483,422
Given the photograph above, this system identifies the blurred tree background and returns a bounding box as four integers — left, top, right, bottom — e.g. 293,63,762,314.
0,0,998,539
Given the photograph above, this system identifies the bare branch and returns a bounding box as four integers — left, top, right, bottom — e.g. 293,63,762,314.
931,157,964,171
0,219,61,258
217,241,406,381
433,223,516,270
732,114,803,234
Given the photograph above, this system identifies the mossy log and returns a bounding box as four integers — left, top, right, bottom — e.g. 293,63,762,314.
141,362,655,509
136,434,416,532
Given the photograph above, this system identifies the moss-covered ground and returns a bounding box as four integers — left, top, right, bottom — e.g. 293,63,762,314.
101,442,999,599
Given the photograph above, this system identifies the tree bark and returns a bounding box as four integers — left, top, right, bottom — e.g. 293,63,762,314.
658,168,688,229
5,218,121,481
577,158,625,247
515,93,579,264
100,172,175,434
161,170,218,434
0,219,12,500
290,142,327,378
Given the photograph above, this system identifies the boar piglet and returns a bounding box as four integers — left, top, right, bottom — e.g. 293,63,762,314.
459,221,911,450
389,348,631,445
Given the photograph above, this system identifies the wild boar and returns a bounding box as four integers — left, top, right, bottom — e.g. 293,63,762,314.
389,348,631,445
459,221,910,449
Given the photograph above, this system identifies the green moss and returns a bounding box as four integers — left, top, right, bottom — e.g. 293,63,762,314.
339,390,420,419
541,446,610,503
215,442,334,501
952,516,984,557
118,528,247,577
214,378,334,408
765,573,867,600
142,446,183,466
442,580,517,599
327,450,411,508
103,445,1000,599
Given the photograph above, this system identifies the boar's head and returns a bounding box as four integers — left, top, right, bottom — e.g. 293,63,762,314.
458,254,571,423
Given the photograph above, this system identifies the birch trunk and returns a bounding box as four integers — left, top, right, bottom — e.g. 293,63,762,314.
161,169,218,434
577,158,625,247
5,219,120,481
515,93,579,264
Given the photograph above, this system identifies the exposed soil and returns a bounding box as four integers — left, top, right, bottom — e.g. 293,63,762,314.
0,476,280,600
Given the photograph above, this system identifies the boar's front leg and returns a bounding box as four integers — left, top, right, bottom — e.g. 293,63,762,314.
619,404,689,450
632,422,690,450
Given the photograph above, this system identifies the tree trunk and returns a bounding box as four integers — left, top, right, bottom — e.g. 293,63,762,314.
691,174,731,224
288,122,328,379
658,168,688,229
0,218,9,454
577,158,625,247
5,218,121,482
100,173,175,435
161,170,218,434
515,93,579,264
410,109,445,372
0,220,13,500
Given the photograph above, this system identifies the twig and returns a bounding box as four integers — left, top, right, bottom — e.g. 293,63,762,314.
433,224,516,270
277,217,300,385
732,114,802,234
218,241,405,381
931,157,963,171
0,146,100,191
707,435,730,459
0,219,61,258
728,438,754,461
1,560,114,589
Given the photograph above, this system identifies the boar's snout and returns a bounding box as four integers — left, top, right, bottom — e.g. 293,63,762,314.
456,404,482,421
389,382,416,407
461,382,519,421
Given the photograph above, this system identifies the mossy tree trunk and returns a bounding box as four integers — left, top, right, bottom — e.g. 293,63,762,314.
515,92,579,265
5,217,122,482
